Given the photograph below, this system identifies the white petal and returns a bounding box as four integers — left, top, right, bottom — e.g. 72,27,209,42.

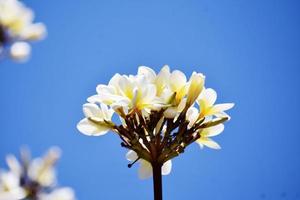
20,23,47,40
10,42,31,61
155,65,170,95
100,103,113,120
82,103,101,118
142,84,157,104
164,107,178,118
28,158,56,187
162,160,172,175
197,138,221,149
87,94,102,103
126,150,138,161
170,70,187,92
201,88,217,106
77,119,110,136
202,124,224,137
186,107,199,126
154,117,164,135
177,98,187,112
96,84,116,95
118,75,134,99
138,66,156,82
211,103,234,114
186,72,205,106
138,160,153,179
108,73,122,87
215,111,231,121
6,155,22,176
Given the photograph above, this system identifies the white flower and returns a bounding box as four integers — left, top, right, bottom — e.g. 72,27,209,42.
0,171,26,200
89,73,163,112
28,147,61,187
39,188,75,200
9,41,30,61
197,88,234,118
196,124,224,149
77,103,114,136
0,0,46,62
126,151,172,179
164,70,205,118
138,65,171,97
0,0,46,40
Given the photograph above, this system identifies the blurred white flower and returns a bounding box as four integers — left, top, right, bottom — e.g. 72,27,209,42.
0,172,26,200
0,0,46,62
0,147,76,200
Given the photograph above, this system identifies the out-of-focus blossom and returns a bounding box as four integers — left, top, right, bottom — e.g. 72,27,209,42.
0,147,76,200
77,65,234,179
0,0,46,62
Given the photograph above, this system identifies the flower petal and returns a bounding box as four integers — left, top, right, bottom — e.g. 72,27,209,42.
10,42,31,61
162,160,172,175
201,124,224,137
200,88,217,106
126,150,138,161
186,107,199,127
209,103,234,115
170,70,187,92
197,138,221,149
82,103,101,118
155,65,170,95
138,160,153,179
138,66,156,83
186,72,205,106
164,107,178,118
77,119,110,136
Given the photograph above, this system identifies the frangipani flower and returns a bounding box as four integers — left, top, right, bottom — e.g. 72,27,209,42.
197,88,234,118
77,65,233,200
0,171,26,200
0,147,76,200
77,103,114,136
0,0,46,62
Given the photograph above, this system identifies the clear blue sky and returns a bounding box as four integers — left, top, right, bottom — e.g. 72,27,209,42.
1,0,300,199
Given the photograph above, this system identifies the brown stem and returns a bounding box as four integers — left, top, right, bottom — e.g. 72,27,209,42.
152,163,163,200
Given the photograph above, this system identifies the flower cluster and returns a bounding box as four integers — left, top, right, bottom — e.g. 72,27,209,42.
0,0,46,62
0,147,75,200
77,65,234,179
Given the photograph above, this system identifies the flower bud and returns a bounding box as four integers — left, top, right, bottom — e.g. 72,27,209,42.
186,72,205,107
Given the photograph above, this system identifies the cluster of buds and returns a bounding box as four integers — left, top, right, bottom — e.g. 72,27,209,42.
77,65,234,179
0,0,46,62
0,147,75,200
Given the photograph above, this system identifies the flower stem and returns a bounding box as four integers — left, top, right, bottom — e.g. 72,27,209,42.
152,163,163,200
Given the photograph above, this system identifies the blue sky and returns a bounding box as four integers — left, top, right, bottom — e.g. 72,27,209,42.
1,0,300,199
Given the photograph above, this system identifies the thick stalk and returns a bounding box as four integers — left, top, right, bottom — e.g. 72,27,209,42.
152,163,163,200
